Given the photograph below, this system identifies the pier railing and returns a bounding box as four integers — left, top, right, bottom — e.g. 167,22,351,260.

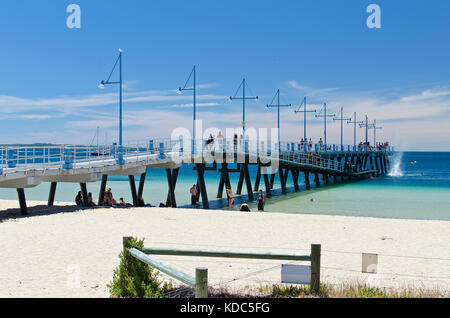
0,138,392,175
124,236,322,298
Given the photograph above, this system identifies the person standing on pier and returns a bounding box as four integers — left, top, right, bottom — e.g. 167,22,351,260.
318,138,324,151
233,133,238,152
207,134,214,150
190,184,198,207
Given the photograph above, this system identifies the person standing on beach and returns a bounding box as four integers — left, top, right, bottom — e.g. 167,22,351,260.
226,186,237,210
75,191,82,206
256,190,266,212
190,184,198,207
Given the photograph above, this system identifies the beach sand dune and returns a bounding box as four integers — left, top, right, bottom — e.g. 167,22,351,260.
0,200,449,297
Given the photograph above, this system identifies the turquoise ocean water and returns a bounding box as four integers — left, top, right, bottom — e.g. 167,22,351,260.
0,152,449,221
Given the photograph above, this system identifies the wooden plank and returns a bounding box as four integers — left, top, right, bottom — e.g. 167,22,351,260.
142,248,312,262
310,244,321,294
129,248,196,287
195,268,208,298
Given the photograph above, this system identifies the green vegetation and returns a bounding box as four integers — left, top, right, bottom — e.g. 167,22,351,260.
108,237,171,298
264,283,418,298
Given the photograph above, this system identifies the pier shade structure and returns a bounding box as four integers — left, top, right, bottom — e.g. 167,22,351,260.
0,139,393,214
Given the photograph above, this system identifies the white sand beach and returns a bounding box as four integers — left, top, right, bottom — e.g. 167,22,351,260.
0,199,449,298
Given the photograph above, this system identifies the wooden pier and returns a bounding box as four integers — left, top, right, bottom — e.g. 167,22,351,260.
0,141,393,214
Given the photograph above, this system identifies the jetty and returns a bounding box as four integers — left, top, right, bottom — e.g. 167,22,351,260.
0,140,393,214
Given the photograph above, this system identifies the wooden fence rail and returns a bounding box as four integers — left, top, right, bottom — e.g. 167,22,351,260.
124,237,321,298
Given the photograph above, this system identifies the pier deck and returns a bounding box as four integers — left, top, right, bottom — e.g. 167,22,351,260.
0,140,393,214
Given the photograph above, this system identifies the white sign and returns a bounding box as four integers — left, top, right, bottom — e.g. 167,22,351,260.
281,265,311,285
362,253,378,273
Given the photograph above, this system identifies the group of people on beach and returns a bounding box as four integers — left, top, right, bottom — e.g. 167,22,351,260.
190,183,266,212
75,188,149,208
227,187,267,212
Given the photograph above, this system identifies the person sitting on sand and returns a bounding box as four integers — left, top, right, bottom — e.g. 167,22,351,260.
119,198,127,206
102,189,116,207
75,191,83,206
240,202,251,212
87,192,96,207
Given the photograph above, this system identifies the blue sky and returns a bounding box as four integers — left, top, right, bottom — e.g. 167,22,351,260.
0,0,449,150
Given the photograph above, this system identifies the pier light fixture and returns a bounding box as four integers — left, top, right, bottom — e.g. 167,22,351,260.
333,107,352,151
347,112,364,150
368,120,383,146
98,48,124,164
266,89,291,152
315,103,335,152
229,78,259,134
177,65,197,154
294,97,316,152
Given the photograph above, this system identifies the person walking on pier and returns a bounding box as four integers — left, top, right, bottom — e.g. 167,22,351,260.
300,138,304,151
308,138,313,151
256,190,266,212
318,138,324,151
190,184,198,207
233,133,238,152
207,134,214,150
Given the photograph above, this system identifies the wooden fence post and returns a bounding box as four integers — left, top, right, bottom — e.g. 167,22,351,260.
195,267,208,298
310,244,321,294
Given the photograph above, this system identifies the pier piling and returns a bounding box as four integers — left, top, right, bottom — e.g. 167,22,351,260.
48,182,57,206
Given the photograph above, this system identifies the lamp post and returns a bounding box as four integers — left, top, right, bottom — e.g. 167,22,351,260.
359,115,371,152
266,89,291,152
294,97,316,152
369,120,383,146
177,66,197,154
347,112,364,150
315,103,335,152
99,48,124,164
333,106,351,151
229,78,259,135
